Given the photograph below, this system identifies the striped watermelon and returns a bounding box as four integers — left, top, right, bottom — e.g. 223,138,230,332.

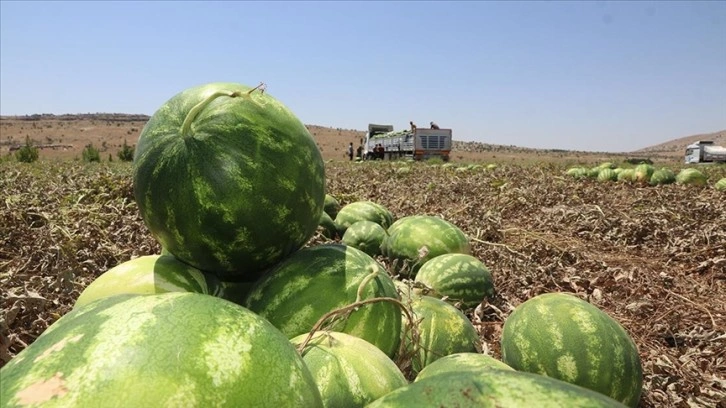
0,293,323,407
501,292,643,407
383,215,470,276
597,168,617,182
333,201,394,234
402,295,480,374
366,370,628,407
414,352,513,382
676,168,707,186
74,254,221,309
649,168,676,185
716,178,726,191
290,331,407,407
413,253,495,309
133,82,325,281
318,211,340,239
617,169,636,183
634,163,655,183
341,220,387,257
324,193,341,219
243,244,402,357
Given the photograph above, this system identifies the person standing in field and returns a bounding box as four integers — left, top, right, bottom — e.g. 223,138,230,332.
348,142,354,161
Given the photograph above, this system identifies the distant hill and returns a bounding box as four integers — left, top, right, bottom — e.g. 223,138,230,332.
1,113,722,164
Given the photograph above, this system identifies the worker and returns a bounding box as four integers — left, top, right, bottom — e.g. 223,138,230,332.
430,121,440,130
347,142,354,161
410,121,417,132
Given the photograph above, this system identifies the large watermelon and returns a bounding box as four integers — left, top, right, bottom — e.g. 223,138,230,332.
290,331,407,407
414,352,513,382
243,244,402,357
383,215,470,276
413,253,495,309
501,292,643,407
74,254,222,309
0,293,323,407
133,82,326,281
402,295,480,374
675,168,707,186
366,370,628,407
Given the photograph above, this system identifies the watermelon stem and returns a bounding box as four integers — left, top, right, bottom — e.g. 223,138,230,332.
355,270,379,303
180,90,244,139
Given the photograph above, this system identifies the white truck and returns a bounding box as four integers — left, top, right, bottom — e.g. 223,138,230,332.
684,140,726,164
363,123,452,161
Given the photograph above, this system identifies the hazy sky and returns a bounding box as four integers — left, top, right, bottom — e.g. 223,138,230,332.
1,1,724,152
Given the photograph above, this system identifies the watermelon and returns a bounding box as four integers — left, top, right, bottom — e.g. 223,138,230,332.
586,167,601,179
132,81,326,281
676,168,707,186
74,254,221,309
566,167,588,179
413,253,494,309
414,352,513,382
333,201,394,234
649,168,676,185
341,220,387,257
383,215,470,276
716,177,726,191
500,292,643,407
366,370,628,407
402,295,480,374
617,169,636,183
290,331,407,407
318,211,340,239
243,244,402,357
0,293,323,407
324,193,341,219
597,168,617,182
633,163,655,183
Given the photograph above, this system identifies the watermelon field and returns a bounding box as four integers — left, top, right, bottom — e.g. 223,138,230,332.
1,157,724,407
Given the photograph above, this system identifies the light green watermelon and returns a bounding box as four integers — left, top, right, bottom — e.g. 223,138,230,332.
333,201,394,234
586,167,601,179
414,352,513,382
649,168,676,185
633,163,655,183
413,253,495,309
341,220,387,257
366,370,628,407
715,178,726,191
402,295,480,374
74,254,221,309
617,169,636,183
676,168,707,186
243,244,402,357
597,168,617,182
290,331,407,407
132,81,326,281
501,292,643,407
324,194,341,219
0,293,323,407
383,215,470,276
566,167,588,179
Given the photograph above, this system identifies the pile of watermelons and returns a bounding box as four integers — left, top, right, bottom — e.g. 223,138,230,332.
0,82,643,407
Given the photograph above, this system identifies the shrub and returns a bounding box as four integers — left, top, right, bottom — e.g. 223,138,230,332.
117,139,135,162
82,143,101,163
15,136,39,163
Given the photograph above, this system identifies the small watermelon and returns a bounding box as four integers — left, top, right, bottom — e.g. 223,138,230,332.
414,253,495,309
324,193,341,219
501,292,643,407
333,201,394,234
715,177,726,191
414,352,513,382
383,215,470,276
402,295,480,374
318,211,340,239
649,168,676,185
675,168,707,186
597,168,617,182
74,254,221,309
0,293,323,407
290,331,407,407
244,244,402,357
366,370,628,407
633,163,655,183
341,220,387,257
133,81,326,281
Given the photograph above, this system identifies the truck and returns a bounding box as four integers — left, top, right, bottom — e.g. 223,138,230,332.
684,140,726,164
363,123,452,161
